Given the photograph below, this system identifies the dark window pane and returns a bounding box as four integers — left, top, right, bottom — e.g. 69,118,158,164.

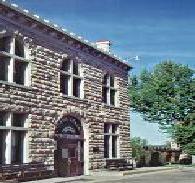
104,135,109,158
110,89,115,106
0,36,11,52
12,113,26,127
11,131,24,163
73,78,81,97
14,60,27,85
112,125,118,134
104,123,110,133
112,136,117,158
0,111,6,126
110,75,115,87
0,132,2,164
0,57,9,81
0,131,6,164
60,74,69,95
68,147,76,158
15,38,24,57
102,74,108,85
61,59,70,72
102,87,107,103
73,61,79,75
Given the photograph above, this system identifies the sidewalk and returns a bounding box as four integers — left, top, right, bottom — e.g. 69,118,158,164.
123,166,175,176
25,166,176,183
25,176,88,183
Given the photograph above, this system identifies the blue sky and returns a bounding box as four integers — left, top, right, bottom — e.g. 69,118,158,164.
9,0,195,144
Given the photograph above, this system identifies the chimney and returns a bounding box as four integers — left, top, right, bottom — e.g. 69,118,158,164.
95,40,111,52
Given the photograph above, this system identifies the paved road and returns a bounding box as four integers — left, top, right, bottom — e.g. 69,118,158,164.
28,168,195,183
97,168,195,183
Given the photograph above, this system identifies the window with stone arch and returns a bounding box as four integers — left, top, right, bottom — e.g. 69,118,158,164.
60,57,83,98
0,29,30,86
102,73,118,106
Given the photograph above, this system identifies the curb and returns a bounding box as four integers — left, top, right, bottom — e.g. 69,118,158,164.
25,176,86,183
122,167,176,176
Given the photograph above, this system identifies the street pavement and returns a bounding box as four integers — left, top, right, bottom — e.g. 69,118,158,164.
26,167,195,183
96,168,195,183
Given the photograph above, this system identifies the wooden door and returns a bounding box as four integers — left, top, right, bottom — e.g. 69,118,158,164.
55,139,83,177
54,115,84,177
67,143,78,177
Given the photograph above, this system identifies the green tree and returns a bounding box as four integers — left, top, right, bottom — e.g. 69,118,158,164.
129,61,195,155
172,124,195,155
131,137,147,159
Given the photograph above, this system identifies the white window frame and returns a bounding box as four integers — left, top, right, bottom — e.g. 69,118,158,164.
60,58,83,99
0,112,29,164
0,33,31,86
104,123,120,159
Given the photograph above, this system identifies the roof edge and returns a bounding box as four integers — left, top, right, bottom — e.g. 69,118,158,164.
0,0,132,70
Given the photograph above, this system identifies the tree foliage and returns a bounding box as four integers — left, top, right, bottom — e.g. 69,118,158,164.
129,61,195,155
129,61,194,127
172,124,195,155
131,137,147,158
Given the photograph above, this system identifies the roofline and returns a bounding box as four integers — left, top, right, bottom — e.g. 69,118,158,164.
0,0,132,70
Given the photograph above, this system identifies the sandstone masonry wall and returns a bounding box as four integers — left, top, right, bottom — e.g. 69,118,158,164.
0,14,131,170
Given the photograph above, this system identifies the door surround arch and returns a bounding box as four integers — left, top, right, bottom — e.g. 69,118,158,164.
54,107,89,176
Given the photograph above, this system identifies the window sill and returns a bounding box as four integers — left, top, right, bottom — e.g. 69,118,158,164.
0,80,32,90
104,133,119,136
0,126,28,131
104,157,121,160
102,103,120,109
61,93,88,102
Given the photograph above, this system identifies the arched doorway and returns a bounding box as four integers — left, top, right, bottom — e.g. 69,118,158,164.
54,115,84,177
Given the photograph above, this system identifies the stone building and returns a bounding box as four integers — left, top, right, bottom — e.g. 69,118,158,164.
0,0,131,177
137,146,181,167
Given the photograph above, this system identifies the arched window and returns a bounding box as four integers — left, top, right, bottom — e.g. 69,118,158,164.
55,116,82,135
102,74,117,106
60,58,82,98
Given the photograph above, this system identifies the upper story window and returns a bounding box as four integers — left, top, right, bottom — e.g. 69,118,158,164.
102,74,117,106
0,32,30,86
60,58,83,98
